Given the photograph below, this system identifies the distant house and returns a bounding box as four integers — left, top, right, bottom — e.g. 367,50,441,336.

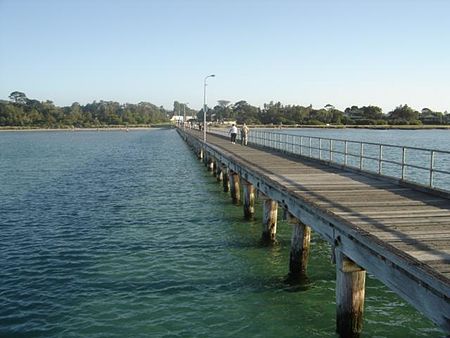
170,115,195,123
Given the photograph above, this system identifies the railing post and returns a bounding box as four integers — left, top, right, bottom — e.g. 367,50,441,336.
359,143,364,170
330,139,333,162
300,136,303,156
430,150,435,187
319,138,322,160
344,141,348,166
401,147,406,180
379,144,383,174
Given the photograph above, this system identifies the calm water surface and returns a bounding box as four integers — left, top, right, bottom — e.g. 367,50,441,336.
0,129,445,337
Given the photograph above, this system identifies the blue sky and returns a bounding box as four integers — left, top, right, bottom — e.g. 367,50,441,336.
1,0,449,113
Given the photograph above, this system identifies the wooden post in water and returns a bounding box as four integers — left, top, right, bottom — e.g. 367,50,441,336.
198,148,203,160
212,160,218,177
286,212,311,277
261,193,278,242
207,157,214,172
216,164,223,182
242,179,256,219
203,151,208,166
229,171,241,204
336,250,366,338
222,166,230,192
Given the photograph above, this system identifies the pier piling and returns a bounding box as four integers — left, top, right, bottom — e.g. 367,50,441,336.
261,194,278,242
336,250,366,338
229,171,241,204
242,180,256,219
222,167,230,192
287,212,311,277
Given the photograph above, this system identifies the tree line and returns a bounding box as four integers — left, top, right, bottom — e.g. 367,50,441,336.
1,91,449,128
1,91,169,128
201,100,449,126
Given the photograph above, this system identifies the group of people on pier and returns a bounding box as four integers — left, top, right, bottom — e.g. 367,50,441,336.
228,123,250,145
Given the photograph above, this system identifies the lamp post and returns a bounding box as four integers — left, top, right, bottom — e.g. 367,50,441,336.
183,102,188,130
203,74,215,142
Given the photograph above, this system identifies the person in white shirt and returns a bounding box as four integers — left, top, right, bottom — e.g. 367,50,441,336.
228,124,238,144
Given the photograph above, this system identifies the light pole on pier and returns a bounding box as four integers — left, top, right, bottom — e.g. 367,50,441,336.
203,74,215,143
183,102,188,130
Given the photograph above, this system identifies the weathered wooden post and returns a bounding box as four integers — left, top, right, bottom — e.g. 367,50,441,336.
198,148,203,160
216,164,223,182
212,160,218,177
229,171,241,204
335,249,366,338
242,179,256,219
222,166,230,192
207,157,214,172
286,212,311,277
261,193,278,242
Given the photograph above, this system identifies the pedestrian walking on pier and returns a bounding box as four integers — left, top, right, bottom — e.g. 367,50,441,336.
228,124,238,144
241,123,249,146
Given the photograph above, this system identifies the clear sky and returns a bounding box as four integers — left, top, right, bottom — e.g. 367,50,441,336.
1,0,449,113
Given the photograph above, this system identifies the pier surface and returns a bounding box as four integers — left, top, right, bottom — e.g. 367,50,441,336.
179,128,450,333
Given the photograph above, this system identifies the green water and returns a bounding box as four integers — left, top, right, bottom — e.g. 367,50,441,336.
0,129,444,337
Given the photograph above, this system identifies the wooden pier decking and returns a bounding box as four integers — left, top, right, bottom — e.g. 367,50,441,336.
178,128,450,336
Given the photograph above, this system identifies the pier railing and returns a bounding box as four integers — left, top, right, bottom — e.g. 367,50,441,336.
209,127,450,193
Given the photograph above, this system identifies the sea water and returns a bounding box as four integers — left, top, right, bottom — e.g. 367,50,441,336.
0,129,445,337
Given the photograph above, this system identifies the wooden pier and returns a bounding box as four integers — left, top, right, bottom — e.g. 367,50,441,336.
177,128,450,337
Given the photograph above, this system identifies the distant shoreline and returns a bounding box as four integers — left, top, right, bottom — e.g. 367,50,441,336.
0,126,170,132
213,124,450,130
1,124,450,132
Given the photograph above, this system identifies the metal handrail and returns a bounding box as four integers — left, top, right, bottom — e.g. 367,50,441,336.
208,127,450,192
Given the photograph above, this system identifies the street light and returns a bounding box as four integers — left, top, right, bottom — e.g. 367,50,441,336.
203,74,215,142
182,102,188,130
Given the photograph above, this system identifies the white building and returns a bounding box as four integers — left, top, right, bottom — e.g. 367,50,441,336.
170,115,195,123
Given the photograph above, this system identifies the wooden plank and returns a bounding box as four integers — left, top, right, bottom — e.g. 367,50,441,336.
337,210,450,217
375,233,450,241
368,227,450,235
293,189,425,198
315,199,447,207
400,250,450,262
353,218,450,226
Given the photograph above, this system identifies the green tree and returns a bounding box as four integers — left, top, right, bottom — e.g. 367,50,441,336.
388,105,420,124
9,91,27,104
